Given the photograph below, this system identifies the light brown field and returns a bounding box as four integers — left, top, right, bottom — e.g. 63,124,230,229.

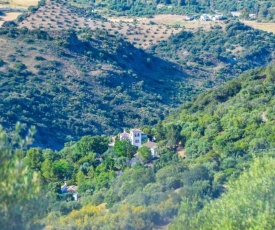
0,0,38,7
242,20,275,34
0,12,20,26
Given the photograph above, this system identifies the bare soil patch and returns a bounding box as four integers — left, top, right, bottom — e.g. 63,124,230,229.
0,12,20,26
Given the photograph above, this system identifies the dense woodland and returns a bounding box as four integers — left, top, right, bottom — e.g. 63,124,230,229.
1,21,275,149
0,27,190,149
2,64,275,229
153,22,275,88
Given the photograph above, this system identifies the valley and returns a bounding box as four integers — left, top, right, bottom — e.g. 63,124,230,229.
1,1,275,229
1,0,275,149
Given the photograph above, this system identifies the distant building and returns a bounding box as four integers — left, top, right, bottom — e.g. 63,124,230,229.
249,14,257,20
212,14,224,21
185,15,194,21
118,128,158,159
231,12,241,17
200,14,210,21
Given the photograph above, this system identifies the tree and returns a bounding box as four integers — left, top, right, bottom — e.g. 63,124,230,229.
165,124,181,149
76,170,86,186
114,157,128,170
42,158,56,182
53,160,74,181
114,139,137,159
240,9,249,19
25,148,44,171
0,124,47,229
76,135,109,155
155,121,165,141
138,146,152,163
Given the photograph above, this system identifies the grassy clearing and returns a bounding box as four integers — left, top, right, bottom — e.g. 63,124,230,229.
242,20,275,34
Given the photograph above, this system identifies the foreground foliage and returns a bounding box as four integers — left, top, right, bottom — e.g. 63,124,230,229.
171,155,275,229
0,124,46,230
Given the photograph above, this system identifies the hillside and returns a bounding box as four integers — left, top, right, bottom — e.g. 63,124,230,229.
2,19,275,149
15,0,183,49
30,63,275,229
0,27,196,149
152,22,275,88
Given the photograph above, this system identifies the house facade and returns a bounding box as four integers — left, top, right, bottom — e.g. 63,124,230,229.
120,128,144,148
119,128,158,158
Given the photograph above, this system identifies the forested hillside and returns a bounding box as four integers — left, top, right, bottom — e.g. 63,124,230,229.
0,27,191,149
17,63,275,229
1,20,275,149
153,22,275,88
170,155,275,229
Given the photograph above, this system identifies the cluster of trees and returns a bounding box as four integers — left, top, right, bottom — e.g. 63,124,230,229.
0,124,46,230
3,63,275,229
0,27,190,149
40,145,221,229
171,155,275,229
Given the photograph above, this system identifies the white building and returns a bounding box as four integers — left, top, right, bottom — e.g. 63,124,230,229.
212,14,224,21
185,15,194,21
119,128,158,158
120,128,144,148
130,128,142,148
61,182,79,201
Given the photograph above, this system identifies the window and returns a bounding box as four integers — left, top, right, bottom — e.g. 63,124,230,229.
135,140,139,143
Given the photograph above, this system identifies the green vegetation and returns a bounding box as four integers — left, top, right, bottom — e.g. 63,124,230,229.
0,27,192,149
2,1,275,227
171,155,275,229
12,63,275,229
0,124,46,230
153,22,275,89
1,22,275,149
67,0,275,21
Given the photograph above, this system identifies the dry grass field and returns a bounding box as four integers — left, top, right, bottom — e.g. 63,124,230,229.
0,0,38,7
242,20,275,34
